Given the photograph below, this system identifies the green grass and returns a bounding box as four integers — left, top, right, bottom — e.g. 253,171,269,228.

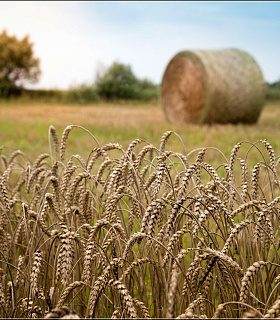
0,99,280,167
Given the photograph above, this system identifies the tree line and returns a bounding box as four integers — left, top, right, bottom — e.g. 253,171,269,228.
0,30,159,102
1,30,278,103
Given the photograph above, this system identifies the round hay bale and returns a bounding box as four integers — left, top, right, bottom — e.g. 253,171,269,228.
161,48,267,124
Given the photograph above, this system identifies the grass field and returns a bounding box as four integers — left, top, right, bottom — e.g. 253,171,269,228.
1,100,280,165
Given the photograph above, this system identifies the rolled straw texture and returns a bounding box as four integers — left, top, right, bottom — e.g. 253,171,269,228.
161,48,266,124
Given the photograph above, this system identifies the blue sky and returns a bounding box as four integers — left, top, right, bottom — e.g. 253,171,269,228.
0,2,279,89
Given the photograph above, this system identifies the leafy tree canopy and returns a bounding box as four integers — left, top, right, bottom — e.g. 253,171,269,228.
270,79,280,90
95,62,140,100
95,62,158,101
0,30,41,96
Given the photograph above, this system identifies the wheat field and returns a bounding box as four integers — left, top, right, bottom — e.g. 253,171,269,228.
1,124,280,318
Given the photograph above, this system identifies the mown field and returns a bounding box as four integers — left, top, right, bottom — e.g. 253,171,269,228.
1,100,280,164
1,100,280,318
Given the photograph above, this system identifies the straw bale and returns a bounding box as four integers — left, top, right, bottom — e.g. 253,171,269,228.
161,48,266,124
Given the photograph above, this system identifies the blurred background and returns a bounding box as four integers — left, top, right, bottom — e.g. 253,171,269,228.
0,2,279,102
0,1,280,163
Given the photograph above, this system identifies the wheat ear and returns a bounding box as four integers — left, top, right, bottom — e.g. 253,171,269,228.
240,261,267,303
166,265,179,318
56,281,85,308
45,306,80,318
264,295,280,318
228,142,242,181
111,308,121,319
49,125,60,156
65,172,90,210
262,139,276,171
30,250,43,297
212,302,226,318
162,224,188,266
56,232,75,287
15,255,25,289
60,125,73,161
109,279,138,318
222,219,251,254
204,248,244,277
132,298,151,318
251,162,261,200
140,198,166,234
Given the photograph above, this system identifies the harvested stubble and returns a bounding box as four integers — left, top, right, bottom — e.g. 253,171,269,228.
1,126,280,318
161,48,266,124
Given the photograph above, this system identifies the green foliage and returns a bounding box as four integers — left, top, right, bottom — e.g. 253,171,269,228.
139,88,160,101
66,83,99,104
266,80,280,101
23,89,65,101
270,80,280,90
138,78,160,101
95,62,140,100
95,62,159,101
0,30,41,96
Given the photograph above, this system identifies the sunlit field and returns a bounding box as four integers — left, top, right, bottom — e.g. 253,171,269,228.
1,100,280,165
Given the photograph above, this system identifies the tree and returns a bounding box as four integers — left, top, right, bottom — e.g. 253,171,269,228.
95,62,141,101
266,79,280,101
138,78,158,91
0,30,41,96
270,79,280,90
